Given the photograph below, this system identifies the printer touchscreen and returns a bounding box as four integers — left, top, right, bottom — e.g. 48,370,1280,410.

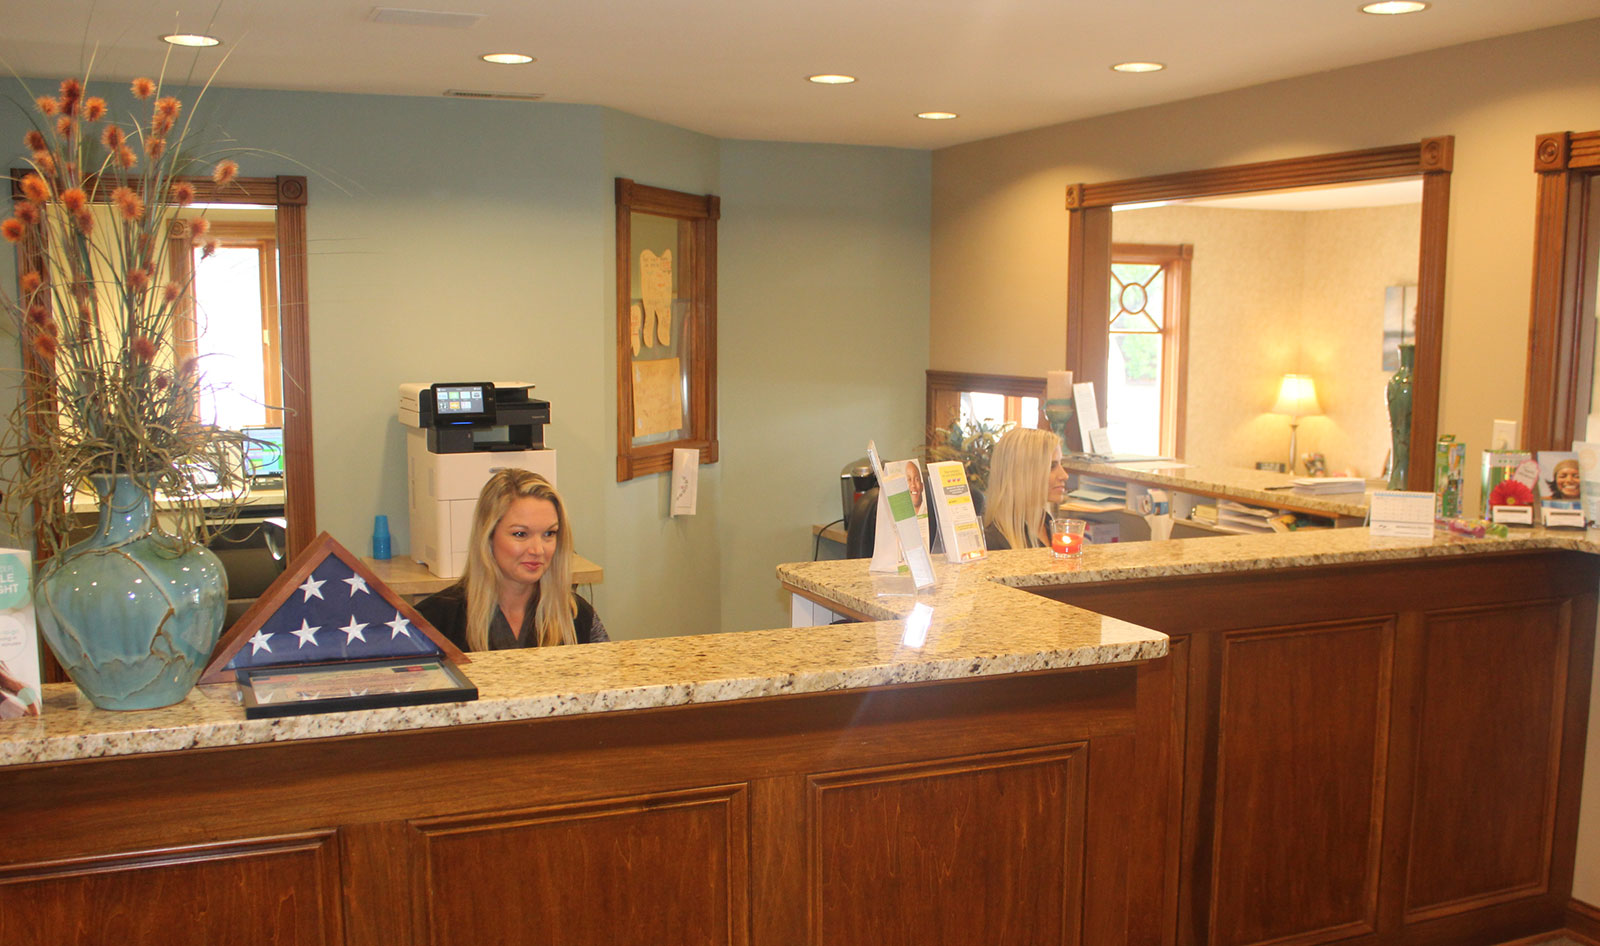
430,382,494,424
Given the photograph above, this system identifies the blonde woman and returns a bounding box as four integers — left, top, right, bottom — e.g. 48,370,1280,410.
417,470,608,650
982,427,1069,550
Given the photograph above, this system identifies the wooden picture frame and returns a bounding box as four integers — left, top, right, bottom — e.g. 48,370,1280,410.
615,178,720,481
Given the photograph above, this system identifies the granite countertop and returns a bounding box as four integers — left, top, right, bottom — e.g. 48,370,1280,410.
1061,457,1375,519
0,581,1165,767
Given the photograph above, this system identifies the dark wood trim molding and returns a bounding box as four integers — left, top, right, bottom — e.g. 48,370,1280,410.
1566,898,1600,946
924,370,1047,436
1066,138,1451,488
1523,130,1600,454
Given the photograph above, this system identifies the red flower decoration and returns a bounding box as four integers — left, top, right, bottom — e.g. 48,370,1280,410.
1489,479,1534,507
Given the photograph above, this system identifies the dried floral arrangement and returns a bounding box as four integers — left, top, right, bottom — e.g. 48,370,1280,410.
923,416,1012,496
0,71,251,555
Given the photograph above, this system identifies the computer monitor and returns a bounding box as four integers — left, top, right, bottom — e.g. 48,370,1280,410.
240,427,285,479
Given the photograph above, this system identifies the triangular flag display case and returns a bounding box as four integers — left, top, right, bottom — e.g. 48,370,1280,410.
200,533,475,717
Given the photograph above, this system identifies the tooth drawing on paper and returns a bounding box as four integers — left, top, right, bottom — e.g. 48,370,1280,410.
640,248,673,347
629,302,642,356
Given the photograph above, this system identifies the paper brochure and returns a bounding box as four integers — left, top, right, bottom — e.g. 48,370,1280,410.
866,443,936,589
928,460,987,563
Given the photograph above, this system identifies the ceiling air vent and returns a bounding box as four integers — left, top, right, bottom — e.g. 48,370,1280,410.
443,89,546,102
369,7,485,29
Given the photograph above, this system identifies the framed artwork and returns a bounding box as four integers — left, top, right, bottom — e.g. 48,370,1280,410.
615,178,719,481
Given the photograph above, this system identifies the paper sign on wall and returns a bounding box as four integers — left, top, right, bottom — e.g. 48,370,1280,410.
671,448,699,516
1073,381,1100,453
632,357,684,437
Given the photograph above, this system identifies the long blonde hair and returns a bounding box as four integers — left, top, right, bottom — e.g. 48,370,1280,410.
983,427,1059,550
462,469,576,651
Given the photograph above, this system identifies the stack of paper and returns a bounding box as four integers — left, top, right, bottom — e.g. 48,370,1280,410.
1215,501,1276,534
1291,477,1366,494
1067,476,1126,511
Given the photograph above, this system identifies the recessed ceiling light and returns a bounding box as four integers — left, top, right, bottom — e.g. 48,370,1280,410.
481,53,535,64
808,74,856,85
916,111,958,121
161,33,221,47
1360,1,1428,13
1111,61,1165,73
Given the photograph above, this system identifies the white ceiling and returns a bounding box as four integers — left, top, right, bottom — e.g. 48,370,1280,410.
3,0,1598,150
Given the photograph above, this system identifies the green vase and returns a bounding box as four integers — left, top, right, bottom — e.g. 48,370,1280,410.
1386,344,1414,490
34,474,227,710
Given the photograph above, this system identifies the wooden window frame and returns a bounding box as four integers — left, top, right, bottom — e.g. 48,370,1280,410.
925,370,1047,442
1110,243,1192,457
1066,138,1453,490
614,178,720,481
1522,130,1600,452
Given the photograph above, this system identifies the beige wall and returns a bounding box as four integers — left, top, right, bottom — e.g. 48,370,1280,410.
933,17,1600,507
933,17,1600,901
1113,202,1418,474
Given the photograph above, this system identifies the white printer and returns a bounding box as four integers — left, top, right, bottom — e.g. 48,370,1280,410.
399,381,556,579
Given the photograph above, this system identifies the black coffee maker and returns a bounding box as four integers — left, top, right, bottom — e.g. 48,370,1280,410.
839,457,876,524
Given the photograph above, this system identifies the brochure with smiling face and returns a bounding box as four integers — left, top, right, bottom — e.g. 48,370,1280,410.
0,549,42,719
866,443,936,589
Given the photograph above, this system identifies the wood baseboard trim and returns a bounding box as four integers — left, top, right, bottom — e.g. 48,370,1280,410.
1565,898,1600,946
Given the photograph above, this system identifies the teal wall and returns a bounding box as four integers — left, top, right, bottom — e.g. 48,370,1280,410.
0,81,931,637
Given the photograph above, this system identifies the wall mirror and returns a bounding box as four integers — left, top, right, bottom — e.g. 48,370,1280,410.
1067,138,1453,489
10,173,315,556
1522,130,1600,452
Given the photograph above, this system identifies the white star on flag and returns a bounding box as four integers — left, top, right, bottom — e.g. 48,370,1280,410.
249,629,274,654
344,575,370,596
299,576,326,601
387,612,413,639
340,617,368,643
291,619,321,648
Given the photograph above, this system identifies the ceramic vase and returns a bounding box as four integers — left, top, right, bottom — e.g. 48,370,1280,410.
1386,343,1415,490
34,474,227,710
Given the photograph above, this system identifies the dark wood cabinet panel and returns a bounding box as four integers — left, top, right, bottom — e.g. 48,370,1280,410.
1402,600,1569,921
0,832,342,946
809,745,1086,946
1209,620,1393,946
413,786,748,946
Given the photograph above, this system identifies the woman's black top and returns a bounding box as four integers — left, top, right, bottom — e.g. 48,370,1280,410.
415,582,609,651
983,511,1051,551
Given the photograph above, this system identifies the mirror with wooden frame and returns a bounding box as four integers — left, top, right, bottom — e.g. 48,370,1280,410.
1066,138,1453,489
11,173,315,556
614,177,719,481
1522,130,1600,452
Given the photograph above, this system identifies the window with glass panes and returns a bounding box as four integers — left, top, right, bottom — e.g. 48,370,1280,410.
1107,244,1190,456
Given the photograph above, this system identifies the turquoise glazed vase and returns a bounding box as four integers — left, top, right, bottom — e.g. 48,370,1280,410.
1386,343,1415,490
34,475,227,710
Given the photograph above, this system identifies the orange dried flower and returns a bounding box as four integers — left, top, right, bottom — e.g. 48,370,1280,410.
23,130,45,152
154,373,172,391
212,159,239,185
153,114,174,137
131,77,156,99
188,217,211,238
1,219,24,243
31,151,55,174
54,116,76,139
116,146,137,170
145,137,165,160
14,201,39,226
172,181,196,205
155,96,181,118
73,209,94,235
35,96,59,116
33,333,58,360
101,124,124,150
59,78,82,106
201,239,218,259
19,271,42,294
112,186,145,221
25,303,49,326
83,97,106,121
60,188,87,213
178,356,199,375
131,335,157,361
163,282,182,303
127,268,151,291
20,173,50,203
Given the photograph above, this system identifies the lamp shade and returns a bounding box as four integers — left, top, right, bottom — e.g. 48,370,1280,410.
1272,374,1322,417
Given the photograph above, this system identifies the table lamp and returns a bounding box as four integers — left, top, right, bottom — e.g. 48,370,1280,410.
1271,374,1321,473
